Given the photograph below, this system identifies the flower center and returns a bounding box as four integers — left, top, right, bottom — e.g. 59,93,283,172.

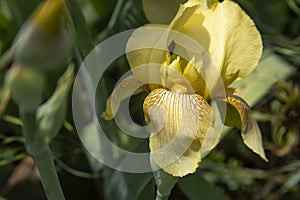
170,84,188,94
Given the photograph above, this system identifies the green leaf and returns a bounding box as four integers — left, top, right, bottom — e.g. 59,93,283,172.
65,0,94,58
0,12,13,52
80,122,104,172
2,115,22,126
96,0,148,42
178,173,230,200
278,171,300,197
0,48,14,71
104,170,154,200
119,0,147,30
90,0,117,19
100,138,154,200
6,0,42,31
0,149,25,167
54,157,102,179
137,178,155,200
234,0,290,33
224,96,268,162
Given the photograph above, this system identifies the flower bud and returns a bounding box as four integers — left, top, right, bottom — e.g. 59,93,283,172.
5,64,45,112
14,0,71,72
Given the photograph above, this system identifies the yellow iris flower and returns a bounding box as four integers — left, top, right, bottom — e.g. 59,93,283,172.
102,0,268,177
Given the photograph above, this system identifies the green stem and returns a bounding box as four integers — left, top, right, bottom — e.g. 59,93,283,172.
155,193,169,200
151,158,179,200
20,110,65,200
29,142,65,200
19,110,36,144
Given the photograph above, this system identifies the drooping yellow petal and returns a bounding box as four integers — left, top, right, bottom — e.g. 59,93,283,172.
143,88,214,177
224,96,268,161
178,0,263,86
101,76,145,120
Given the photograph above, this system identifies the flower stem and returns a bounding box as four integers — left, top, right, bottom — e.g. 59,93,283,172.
29,142,65,200
20,110,65,200
151,158,179,200
19,110,36,143
155,192,169,200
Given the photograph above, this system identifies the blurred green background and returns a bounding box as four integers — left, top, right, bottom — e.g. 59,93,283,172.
0,0,299,199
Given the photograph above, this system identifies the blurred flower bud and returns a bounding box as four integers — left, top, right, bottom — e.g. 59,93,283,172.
14,0,71,72
5,64,45,112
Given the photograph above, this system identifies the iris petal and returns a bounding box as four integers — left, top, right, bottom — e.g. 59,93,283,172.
102,76,145,120
178,0,263,86
126,24,170,90
143,88,214,177
126,1,201,90
168,0,201,30
182,56,210,98
224,96,268,161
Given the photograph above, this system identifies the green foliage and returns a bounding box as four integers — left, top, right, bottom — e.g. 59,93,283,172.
104,170,154,200
179,173,230,200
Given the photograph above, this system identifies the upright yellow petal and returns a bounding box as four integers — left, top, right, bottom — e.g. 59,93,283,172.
197,0,219,10
126,25,170,90
126,1,201,90
183,56,210,98
168,0,201,30
143,88,214,177
161,56,193,93
179,0,263,86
